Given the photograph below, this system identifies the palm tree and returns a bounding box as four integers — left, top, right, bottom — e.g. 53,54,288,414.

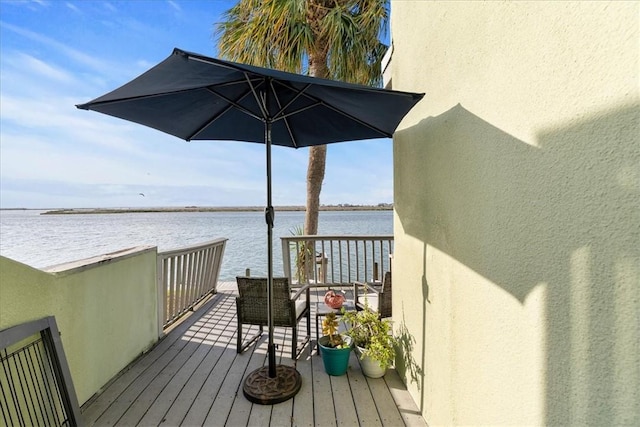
216,0,388,235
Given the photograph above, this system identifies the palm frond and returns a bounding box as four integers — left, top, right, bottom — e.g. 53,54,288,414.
215,0,388,85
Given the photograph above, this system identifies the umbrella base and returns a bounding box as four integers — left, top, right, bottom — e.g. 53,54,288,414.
243,364,302,405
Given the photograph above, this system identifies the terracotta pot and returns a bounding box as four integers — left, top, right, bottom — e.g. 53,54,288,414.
324,290,346,309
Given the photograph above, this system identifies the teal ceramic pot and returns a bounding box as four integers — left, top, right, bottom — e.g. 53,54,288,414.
318,336,353,376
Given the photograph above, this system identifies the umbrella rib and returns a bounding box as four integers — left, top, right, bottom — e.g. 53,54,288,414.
271,83,312,121
272,80,393,138
187,101,236,141
77,79,256,109
187,85,263,140
180,48,422,97
77,88,204,108
208,77,261,90
273,103,321,121
244,73,269,120
271,97,389,137
269,80,298,148
320,100,392,137
206,86,263,121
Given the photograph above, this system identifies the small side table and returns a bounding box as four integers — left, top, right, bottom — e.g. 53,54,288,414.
315,301,356,353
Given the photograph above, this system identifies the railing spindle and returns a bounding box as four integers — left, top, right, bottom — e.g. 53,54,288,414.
279,235,392,288
157,238,227,329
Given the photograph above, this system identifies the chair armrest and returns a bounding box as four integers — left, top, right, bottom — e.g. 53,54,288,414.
353,281,381,306
353,281,382,295
291,283,312,301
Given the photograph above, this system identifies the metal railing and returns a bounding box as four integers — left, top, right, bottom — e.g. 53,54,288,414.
281,235,393,288
157,238,227,329
0,317,81,427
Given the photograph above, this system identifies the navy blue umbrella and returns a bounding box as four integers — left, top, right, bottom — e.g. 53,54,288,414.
77,47,423,404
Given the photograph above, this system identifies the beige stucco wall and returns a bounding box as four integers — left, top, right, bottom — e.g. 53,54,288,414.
0,247,158,405
391,1,639,425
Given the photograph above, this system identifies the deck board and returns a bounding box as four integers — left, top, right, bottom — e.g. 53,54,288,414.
269,329,295,426
81,290,427,427
291,347,314,427
161,301,236,425
311,347,336,427
141,298,237,425
383,373,426,427
179,345,237,425
226,337,267,427
348,360,383,427
330,371,359,426
367,375,406,427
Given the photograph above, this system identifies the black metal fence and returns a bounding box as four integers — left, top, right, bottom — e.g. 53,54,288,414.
0,317,81,426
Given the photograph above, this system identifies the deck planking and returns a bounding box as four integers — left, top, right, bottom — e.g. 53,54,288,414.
81,289,427,427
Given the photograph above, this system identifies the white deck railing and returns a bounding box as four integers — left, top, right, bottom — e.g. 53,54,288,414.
280,235,393,288
157,238,227,329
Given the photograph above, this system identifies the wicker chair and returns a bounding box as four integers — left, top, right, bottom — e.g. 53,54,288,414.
235,276,311,359
353,271,392,319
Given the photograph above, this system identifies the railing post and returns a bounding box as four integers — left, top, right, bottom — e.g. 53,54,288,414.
212,242,226,294
316,252,328,283
281,239,291,283
157,252,165,339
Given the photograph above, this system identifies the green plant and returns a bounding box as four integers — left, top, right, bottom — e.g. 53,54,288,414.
321,312,349,349
343,306,396,370
289,225,313,283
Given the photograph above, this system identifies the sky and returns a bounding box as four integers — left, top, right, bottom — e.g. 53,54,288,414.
0,0,394,209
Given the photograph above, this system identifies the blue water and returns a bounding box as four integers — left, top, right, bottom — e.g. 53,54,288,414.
0,209,392,281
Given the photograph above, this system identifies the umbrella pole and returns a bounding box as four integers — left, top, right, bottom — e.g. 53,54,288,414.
265,120,276,378
242,89,301,405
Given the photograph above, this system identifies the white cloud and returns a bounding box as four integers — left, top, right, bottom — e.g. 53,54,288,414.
65,2,80,13
4,52,73,83
102,2,116,13
1,22,110,72
167,1,182,13
5,0,50,11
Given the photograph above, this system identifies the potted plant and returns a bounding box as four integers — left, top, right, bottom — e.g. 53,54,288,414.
317,312,352,376
289,225,313,283
343,305,396,378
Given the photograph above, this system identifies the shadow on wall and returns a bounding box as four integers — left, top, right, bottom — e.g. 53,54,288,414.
396,304,424,391
395,103,639,424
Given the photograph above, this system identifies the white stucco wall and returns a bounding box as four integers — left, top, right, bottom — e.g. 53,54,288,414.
391,1,639,425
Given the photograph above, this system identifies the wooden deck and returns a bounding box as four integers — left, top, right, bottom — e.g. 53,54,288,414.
81,286,427,426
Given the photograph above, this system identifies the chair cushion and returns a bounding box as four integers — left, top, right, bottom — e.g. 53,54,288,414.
358,293,379,311
295,300,307,318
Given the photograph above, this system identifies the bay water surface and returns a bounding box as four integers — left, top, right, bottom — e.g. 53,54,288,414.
0,209,392,281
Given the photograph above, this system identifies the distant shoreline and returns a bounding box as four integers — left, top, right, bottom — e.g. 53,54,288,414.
35,205,393,215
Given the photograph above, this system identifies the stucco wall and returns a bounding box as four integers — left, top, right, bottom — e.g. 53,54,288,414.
0,247,158,405
391,1,639,425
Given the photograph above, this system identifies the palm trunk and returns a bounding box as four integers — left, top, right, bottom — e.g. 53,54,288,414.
304,144,327,235
304,49,329,236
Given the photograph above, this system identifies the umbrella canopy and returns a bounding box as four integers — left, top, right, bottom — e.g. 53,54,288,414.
77,47,423,404
77,48,422,147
